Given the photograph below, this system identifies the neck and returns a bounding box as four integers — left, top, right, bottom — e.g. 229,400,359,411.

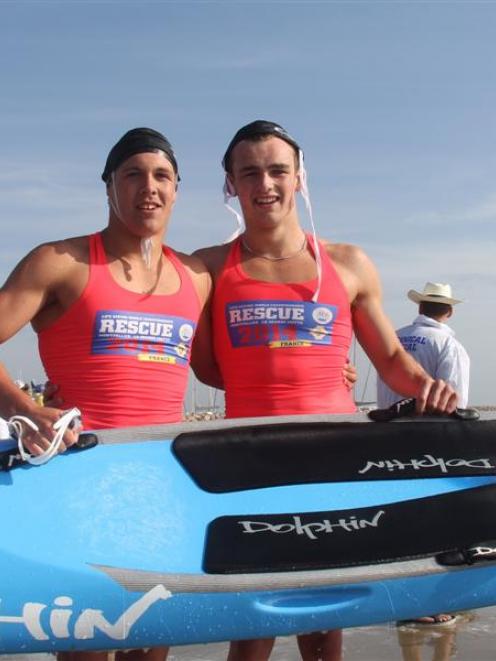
242,218,305,253
102,226,164,267
241,230,307,261
422,313,450,324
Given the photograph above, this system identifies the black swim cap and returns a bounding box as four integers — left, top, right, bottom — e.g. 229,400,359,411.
101,127,180,183
222,120,301,172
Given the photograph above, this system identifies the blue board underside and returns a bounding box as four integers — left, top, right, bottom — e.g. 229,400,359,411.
2,420,496,652
2,561,496,652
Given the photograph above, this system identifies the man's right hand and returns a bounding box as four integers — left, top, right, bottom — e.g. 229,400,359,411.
14,405,79,457
342,360,358,391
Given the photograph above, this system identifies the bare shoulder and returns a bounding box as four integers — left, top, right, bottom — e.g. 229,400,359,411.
3,235,90,289
170,247,209,274
322,239,380,303
323,240,371,270
170,248,213,304
24,235,88,265
0,236,91,338
193,242,232,278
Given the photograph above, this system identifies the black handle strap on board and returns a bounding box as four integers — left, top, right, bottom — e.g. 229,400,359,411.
173,416,495,493
368,398,481,422
0,432,99,471
437,541,496,567
204,483,496,574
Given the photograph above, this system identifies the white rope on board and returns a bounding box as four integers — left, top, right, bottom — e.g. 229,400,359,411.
8,407,82,466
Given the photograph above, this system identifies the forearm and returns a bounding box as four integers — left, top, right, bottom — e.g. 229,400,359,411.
349,252,457,414
354,306,432,400
190,296,225,390
377,348,433,399
0,361,79,455
374,346,458,414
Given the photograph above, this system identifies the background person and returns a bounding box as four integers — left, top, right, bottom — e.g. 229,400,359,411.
377,281,469,630
377,282,470,409
397,616,458,661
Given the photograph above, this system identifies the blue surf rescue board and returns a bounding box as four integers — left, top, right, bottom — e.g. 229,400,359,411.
1,409,496,653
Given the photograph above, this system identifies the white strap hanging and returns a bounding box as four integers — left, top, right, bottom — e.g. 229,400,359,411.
222,177,244,243
298,150,322,303
110,173,153,269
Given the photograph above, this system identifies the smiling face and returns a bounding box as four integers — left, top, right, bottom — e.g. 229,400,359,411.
107,151,178,239
228,136,300,230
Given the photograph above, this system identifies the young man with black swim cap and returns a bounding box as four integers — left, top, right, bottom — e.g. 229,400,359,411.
193,120,458,661
0,127,211,661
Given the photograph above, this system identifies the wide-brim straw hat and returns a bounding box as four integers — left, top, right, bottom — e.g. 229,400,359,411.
407,282,462,305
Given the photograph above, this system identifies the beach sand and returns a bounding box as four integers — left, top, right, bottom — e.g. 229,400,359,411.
4,607,496,660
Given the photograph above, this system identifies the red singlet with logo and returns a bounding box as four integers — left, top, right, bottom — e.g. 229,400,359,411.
38,232,200,429
213,236,356,417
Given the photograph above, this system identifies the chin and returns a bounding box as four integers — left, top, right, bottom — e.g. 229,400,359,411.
136,219,168,235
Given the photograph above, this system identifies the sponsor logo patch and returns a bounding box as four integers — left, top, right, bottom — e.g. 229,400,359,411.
92,310,196,367
226,300,337,349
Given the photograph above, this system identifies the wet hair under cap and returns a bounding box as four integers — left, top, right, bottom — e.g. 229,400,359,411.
222,120,301,173
101,127,180,183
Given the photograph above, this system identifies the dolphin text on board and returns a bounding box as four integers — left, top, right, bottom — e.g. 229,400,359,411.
0,585,171,642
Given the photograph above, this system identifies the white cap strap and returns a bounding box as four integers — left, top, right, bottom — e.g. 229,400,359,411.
298,150,322,302
110,173,153,269
222,178,244,243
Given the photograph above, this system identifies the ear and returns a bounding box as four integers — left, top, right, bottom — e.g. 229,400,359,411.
225,174,236,197
295,171,302,192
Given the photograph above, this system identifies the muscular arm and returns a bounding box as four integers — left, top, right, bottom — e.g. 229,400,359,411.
173,249,224,389
0,244,80,451
190,304,224,389
0,247,53,344
334,244,457,414
189,245,230,390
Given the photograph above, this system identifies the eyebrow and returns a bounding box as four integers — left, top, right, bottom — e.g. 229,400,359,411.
238,162,292,173
121,163,174,174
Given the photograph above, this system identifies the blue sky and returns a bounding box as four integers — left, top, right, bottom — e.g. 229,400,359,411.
0,0,495,405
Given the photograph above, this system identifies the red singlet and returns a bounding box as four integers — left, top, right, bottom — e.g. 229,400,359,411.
39,232,201,429
213,236,356,417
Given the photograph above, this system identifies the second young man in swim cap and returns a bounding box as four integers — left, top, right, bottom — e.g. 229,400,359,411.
192,119,457,661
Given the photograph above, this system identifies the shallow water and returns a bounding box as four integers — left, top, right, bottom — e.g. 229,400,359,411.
6,607,496,660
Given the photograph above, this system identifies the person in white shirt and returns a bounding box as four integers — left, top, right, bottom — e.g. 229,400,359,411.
379,282,470,631
377,282,470,409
